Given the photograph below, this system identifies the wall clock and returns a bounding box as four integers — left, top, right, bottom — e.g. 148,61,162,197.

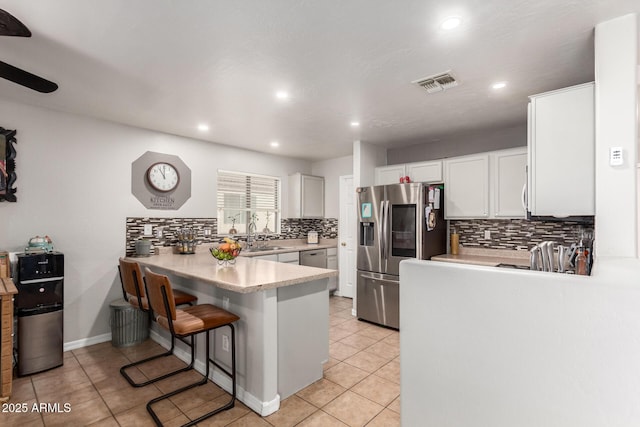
146,162,180,192
132,152,191,210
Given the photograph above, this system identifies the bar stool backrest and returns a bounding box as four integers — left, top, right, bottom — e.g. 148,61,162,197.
144,267,177,322
119,258,146,307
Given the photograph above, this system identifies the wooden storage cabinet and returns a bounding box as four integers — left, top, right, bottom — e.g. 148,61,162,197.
1,278,17,401
528,82,595,216
444,154,490,219
492,148,527,218
289,173,325,218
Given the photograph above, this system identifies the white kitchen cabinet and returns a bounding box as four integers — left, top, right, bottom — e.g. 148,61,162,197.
289,173,325,218
278,251,299,265
374,161,443,185
326,247,338,292
253,251,300,264
253,254,278,262
492,148,527,218
444,154,490,219
406,160,442,183
374,165,406,185
528,82,594,216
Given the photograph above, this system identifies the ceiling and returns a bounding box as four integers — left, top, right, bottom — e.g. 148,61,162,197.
0,1,638,161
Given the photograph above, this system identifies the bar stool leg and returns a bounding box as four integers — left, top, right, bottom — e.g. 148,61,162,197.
146,324,237,427
120,333,196,387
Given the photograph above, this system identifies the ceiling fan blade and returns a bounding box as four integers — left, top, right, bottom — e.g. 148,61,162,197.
0,61,58,93
0,8,31,37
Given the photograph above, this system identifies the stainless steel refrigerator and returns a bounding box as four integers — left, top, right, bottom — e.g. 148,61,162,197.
356,183,445,329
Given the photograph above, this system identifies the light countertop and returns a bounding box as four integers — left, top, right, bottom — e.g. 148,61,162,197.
125,251,337,294
432,247,530,268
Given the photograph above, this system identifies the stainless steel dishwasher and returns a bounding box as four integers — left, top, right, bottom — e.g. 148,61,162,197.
300,249,334,290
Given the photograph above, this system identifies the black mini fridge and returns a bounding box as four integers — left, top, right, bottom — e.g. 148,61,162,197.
15,252,64,376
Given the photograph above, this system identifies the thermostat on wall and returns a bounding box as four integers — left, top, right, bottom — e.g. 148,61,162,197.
610,147,623,166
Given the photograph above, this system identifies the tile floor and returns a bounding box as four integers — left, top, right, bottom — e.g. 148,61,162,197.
3,296,400,426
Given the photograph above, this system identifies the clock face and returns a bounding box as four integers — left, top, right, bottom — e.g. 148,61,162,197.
146,162,180,192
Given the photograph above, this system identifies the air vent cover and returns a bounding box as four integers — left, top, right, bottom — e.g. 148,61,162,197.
412,71,459,93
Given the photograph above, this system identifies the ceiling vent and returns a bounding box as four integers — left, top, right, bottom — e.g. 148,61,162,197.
412,71,459,93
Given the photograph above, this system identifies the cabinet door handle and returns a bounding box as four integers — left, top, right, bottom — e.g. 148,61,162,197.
341,242,346,246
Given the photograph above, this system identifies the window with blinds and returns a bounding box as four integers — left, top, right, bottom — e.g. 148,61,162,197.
217,170,280,235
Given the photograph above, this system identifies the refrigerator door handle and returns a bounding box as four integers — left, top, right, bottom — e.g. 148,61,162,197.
379,200,385,263
359,271,399,283
384,200,390,264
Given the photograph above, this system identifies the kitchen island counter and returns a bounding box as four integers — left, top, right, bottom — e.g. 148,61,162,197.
124,252,335,417
126,251,336,293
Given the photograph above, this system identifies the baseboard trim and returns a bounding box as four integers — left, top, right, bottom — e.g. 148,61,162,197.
63,333,112,352
149,330,280,416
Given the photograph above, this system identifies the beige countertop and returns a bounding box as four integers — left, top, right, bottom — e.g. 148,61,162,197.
432,247,530,268
126,250,337,294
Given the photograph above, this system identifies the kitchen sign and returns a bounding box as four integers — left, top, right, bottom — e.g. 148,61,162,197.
131,151,191,210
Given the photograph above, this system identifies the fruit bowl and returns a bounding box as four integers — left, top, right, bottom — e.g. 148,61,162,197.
210,238,242,265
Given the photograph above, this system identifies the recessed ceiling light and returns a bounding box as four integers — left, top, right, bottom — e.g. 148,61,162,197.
492,82,507,90
440,17,462,30
197,124,209,132
270,141,280,148
350,121,360,127
275,91,289,100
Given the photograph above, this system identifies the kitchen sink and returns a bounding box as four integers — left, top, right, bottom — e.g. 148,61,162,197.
245,246,293,252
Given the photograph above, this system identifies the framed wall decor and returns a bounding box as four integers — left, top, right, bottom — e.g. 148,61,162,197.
131,151,191,210
0,128,17,202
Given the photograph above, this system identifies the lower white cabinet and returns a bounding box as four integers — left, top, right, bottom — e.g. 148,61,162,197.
444,154,490,219
253,252,299,264
278,252,299,265
326,248,338,292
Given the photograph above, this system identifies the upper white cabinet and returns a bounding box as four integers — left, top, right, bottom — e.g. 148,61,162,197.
289,173,325,218
406,161,443,183
374,165,406,185
374,160,443,185
528,82,594,216
444,154,490,219
492,148,527,218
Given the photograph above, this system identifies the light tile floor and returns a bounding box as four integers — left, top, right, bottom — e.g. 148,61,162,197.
3,296,400,426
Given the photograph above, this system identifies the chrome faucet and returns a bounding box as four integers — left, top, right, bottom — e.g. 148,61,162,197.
247,214,258,248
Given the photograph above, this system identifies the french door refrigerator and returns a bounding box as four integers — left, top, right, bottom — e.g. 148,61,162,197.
356,183,445,329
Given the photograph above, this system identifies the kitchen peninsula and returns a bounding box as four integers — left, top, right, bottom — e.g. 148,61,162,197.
125,251,337,416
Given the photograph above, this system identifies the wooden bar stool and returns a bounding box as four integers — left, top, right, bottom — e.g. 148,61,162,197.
118,258,198,387
144,267,239,427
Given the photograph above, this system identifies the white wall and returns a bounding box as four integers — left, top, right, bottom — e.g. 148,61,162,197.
311,155,353,218
594,14,639,257
353,140,386,188
0,99,311,344
387,124,526,165
401,259,640,427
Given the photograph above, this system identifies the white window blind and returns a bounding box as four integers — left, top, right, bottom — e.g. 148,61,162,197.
217,170,280,234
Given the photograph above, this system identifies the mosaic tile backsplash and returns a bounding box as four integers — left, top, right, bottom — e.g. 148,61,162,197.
126,217,338,255
450,218,595,251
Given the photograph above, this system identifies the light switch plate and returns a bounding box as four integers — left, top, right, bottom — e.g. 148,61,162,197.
143,224,153,236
